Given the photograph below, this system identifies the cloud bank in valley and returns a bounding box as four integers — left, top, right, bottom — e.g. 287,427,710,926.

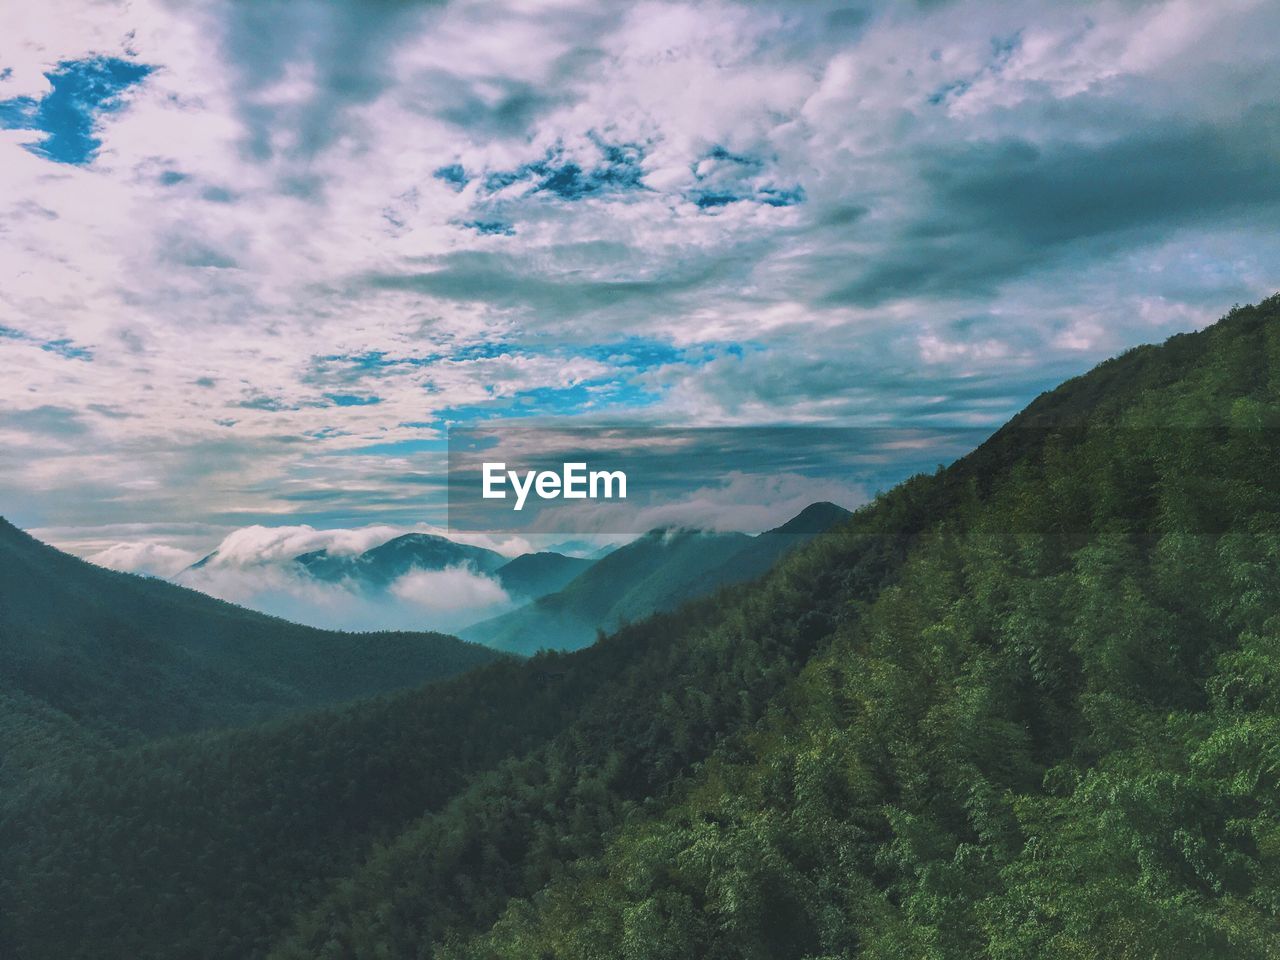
165,524,525,633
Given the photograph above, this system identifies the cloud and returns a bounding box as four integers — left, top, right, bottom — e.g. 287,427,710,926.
165,522,526,633
1,0,1279,543
175,560,516,634
1,404,91,439
192,524,399,567
189,523,528,569
389,566,510,613
86,540,201,578
824,109,1280,308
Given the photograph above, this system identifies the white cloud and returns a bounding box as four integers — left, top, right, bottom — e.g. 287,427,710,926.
195,524,413,567
186,522,532,569
2,0,1279,540
159,522,527,633
86,540,202,577
172,559,515,634
390,566,511,614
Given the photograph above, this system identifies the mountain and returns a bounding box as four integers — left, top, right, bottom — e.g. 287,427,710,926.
199,532,591,610
293,533,507,587
462,504,850,654
461,527,755,653
666,500,853,603
5,296,1280,960
766,498,853,534
490,551,595,600
544,538,622,559
0,519,503,775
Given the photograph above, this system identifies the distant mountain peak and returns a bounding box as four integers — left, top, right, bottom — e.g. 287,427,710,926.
377,532,456,548
766,501,853,536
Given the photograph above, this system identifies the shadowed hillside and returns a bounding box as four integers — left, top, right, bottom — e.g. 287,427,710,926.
0,519,503,767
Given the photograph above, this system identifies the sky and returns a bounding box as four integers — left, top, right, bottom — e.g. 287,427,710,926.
1,0,1279,591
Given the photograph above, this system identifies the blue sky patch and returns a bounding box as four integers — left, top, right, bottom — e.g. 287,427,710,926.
757,185,806,207
577,336,746,372
463,219,516,236
691,184,805,210
693,191,740,209
434,163,470,190
421,337,743,428
483,137,648,201
0,56,153,165
688,145,804,211
701,144,761,168
324,393,383,407
928,78,971,105
0,324,94,360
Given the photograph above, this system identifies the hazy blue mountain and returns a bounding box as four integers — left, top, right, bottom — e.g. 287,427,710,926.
461,503,850,654
294,533,507,587
0,518,503,773
492,551,595,600
544,538,623,560
202,532,592,607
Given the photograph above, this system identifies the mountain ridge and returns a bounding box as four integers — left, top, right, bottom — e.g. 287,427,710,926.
461,502,851,654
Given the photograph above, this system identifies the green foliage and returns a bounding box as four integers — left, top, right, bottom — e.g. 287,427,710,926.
450,295,1280,960
6,295,1280,959
0,518,503,760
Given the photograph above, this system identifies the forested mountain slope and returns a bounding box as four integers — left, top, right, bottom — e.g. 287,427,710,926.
0,519,502,760
0,495,910,958
464,504,850,654
462,527,753,653
4,296,1280,959
443,296,1280,960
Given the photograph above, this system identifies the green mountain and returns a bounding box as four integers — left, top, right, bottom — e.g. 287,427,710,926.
0,519,503,776
460,527,752,652
5,296,1280,960
294,535,592,603
491,551,595,600
463,505,850,654
663,501,853,605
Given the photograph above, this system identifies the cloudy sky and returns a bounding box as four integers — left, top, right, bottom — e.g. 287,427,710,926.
2,0,1278,573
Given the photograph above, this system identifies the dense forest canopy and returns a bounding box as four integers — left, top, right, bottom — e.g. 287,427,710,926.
4,296,1280,958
